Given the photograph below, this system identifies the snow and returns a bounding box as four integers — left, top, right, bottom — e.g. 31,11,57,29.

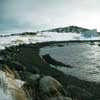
0,32,100,50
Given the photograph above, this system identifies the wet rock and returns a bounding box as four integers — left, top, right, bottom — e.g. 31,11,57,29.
29,74,40,81
0,60,25,72
67,85,94,100
20,72,40,84
25,65,40,74
42,54,72,68
39,76,67,97
47,96,72,100
23,75,71,100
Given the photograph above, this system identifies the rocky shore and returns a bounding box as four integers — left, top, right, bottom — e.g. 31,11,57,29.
0,43,100,100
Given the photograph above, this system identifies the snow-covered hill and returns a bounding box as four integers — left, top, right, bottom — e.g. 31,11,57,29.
42,26,94,33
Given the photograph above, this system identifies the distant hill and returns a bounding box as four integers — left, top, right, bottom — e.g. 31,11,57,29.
42,26,91,33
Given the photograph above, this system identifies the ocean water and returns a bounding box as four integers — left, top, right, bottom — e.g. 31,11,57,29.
40,42,100,82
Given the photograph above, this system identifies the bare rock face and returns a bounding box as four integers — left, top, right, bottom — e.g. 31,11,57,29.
39,76,63,96
0,70,28,100
39,76,71,100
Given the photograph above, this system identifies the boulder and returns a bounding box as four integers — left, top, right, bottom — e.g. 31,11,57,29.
22,72,40,86
39,76,67,97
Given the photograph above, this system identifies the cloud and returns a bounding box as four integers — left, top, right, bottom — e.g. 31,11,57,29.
0,0,100,33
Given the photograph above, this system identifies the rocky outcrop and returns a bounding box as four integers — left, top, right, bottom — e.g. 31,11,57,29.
39,76,66,96
42,26,90,33
42,54,72,68
0,67,72,100
0,69,28,100
23,75,71,100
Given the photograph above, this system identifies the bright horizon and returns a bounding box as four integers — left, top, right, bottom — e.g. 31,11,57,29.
0,0,100,33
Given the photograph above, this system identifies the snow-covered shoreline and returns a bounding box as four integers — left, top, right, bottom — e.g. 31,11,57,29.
0,32,100,50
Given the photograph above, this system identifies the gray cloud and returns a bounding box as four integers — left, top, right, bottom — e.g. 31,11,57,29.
0,0,100,33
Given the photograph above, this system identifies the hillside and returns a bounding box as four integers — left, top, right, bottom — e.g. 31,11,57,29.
42,26,90,33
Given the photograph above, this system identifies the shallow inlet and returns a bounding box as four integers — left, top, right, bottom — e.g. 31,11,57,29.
40,42,100,82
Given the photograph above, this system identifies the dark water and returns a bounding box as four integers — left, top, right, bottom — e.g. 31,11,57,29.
40,42,100,82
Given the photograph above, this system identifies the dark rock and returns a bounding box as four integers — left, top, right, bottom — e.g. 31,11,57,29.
67,85,94,100
42,54,72,68
90,42,95,45
98,44,100,46
39,76,69,100
46,96,72,100
39,76,64,96
42,26,90,33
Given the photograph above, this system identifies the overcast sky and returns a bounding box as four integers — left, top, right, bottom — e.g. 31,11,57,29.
0,0,100,33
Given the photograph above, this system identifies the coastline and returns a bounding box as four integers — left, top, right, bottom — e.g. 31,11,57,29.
0,42,100,99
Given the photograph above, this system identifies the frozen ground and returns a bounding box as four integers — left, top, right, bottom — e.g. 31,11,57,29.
0,32,100,50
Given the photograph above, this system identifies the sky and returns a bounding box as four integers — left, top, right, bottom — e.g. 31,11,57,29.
0,0,100,34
